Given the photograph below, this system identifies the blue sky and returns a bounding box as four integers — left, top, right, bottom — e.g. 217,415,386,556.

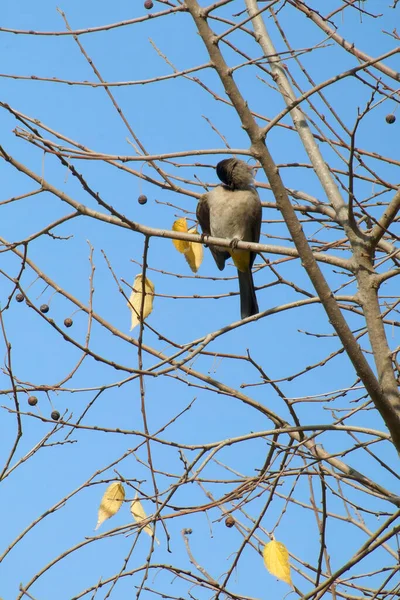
0,1,399,599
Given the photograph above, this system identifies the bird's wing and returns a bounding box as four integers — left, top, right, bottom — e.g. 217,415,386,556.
196,194,211,236
197,193,229,271
249,189,262,268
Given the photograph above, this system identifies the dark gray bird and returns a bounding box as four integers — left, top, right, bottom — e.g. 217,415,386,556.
197,158,262,319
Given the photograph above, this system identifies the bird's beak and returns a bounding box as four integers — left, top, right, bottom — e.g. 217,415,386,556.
247,163,257,179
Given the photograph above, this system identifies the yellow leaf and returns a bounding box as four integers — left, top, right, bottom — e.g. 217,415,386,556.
130,493,160,544
95,482,125,530
184,228,203,273
172,218,190,254
127,275,155,330
263,540,292,585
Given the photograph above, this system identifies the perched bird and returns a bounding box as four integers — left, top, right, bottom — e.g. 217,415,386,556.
197,158,262,319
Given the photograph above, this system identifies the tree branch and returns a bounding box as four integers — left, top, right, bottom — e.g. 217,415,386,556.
184,0,400,452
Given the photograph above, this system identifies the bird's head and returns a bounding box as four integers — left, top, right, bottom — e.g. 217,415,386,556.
216,158,254,190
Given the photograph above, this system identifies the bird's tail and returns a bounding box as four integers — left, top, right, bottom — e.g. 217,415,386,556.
238,269,259,319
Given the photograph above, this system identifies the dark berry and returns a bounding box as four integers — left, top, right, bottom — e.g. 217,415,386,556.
40,304,49,314
51,410,61,421
28,396,38,406
225,515,235,528
64,318,73,328
138,194,148,205
16,293,24,303
144,0,153,9
385,114,396,124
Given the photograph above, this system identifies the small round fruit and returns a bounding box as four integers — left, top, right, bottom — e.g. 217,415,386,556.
16,293,24,303
40,304,50,314
138,194,148,205
225,515,235,528
28,396,38,406
64,318,73,328
51,410,61,421
144,0,153,9
385,114,396,124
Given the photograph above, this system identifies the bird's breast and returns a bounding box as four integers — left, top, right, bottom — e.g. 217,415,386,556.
207,187,260,241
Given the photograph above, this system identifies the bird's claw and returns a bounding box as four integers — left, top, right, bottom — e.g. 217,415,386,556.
230,237,241,250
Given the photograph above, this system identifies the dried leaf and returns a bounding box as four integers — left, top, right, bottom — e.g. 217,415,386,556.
172,218,190,254
128,275,155,330
263,540,292,585
95,482,125,530
130,492,160,544
184,227,203,273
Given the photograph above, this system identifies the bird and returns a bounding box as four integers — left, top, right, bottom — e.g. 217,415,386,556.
197,158,262,319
